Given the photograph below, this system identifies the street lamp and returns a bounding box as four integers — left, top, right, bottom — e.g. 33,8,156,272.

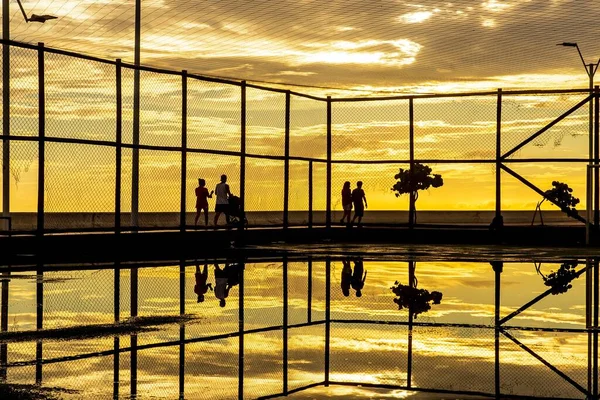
15,0,57,23
558,42,600,243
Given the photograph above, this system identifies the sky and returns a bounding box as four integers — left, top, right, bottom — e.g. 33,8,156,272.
2,1,600,216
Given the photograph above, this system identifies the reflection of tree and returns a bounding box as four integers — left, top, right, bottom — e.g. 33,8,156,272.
390,262,443,318
534,261,579,295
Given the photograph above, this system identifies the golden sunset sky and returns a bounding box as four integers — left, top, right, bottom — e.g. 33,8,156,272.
3,0,600,214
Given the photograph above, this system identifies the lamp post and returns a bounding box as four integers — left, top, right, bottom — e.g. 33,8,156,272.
2,1,56,233
558,42,600,232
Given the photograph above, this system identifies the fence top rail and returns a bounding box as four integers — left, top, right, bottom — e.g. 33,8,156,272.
330,88,591,102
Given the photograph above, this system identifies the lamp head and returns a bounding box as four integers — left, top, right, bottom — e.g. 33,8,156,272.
28,14,58,23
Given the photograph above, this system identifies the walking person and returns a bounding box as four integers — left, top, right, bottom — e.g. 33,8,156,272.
350,181,368,227
341,259,352,297
214,263,230,307
214,174,231,227
194,178,213,227
340,181,352,225
351,258,367,298
194,262,213,303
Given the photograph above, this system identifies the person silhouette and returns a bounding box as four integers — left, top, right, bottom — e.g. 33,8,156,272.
214,263,229,307
214,174,231,227
194,263,213,303
341,259,352,297
351,258,367,297
194,179,213,227
340,181,352,225
350,181,368,227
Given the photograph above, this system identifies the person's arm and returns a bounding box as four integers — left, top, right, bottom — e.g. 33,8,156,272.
363,193,368,208
362,270,367,283
226,184,232,197
208,189,213,198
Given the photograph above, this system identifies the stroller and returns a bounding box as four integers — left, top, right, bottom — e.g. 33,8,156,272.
227,195,248,228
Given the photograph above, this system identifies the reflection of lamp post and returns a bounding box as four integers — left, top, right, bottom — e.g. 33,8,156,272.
557,42,600,236
15,0,57,22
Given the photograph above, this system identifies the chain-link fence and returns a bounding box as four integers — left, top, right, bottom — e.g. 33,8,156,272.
1,41,596,234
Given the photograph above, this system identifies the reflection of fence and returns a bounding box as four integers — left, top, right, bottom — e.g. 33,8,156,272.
2,40,599,234
1,257,598,399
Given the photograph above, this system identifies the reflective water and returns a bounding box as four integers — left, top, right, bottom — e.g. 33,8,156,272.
0,254,596,399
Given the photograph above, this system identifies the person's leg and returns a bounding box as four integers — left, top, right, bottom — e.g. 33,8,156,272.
195,264,200,274
214,211,221,226
194,210,200,226
225,212,231,225
203,207,209,226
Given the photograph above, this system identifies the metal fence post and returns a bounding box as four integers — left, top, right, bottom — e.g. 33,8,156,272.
179,261,185,400
409,98,415,228
0,271,9,381
283,256,288,394
113,262,120,399
326,97,332,230
284,91,290,229
307,257,312,323
496,89,502,222
594,86,599,232
115,59,122,234
180,71,187,232
594,260,599,399
308,161,313,228
407,261,414,387
2,1,10,233
493,261,502,397
240,81,246,230
36,268,43,384
37,43,45,235
238,262,244,400
324,257,331,385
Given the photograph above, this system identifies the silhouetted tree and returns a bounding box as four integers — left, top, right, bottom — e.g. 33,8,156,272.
534,261,579,295
532,181,580,226
392,163,443,223
391,263,443,318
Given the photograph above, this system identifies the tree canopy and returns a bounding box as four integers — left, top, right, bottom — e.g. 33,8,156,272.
392,163,443,200
543,181,580,217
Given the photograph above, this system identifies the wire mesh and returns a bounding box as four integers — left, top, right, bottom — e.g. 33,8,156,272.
499,331,586,398
414,96,497,160
9,46,38,138
41,354,115,397
332,100,409,162
412,325,494,394
43,269,115,329
501,93,589,159
288,324,325,391
287,261,310,326
138,70,182,148
137,345,180,398
45,53,116,141
245,157,284,225
138,149,181,228
184,337,239,400
501,163,587,220
9,140,37,231
44,142,115,230
243,330,284,399
187,78,241,153
329,323,409,386
246,88,285,157
288,161,309,225
185,152,240,227
290,95,326,160
243,262,283,331
330,260,408,323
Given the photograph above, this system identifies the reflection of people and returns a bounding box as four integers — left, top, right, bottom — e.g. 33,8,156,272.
341,259,352,297
194,179,213,227
214,174,231,227
350,181,368,227
225,262,244,288
194,263,213,303
340,181,352,225
214,264,229,307
351,259,367,297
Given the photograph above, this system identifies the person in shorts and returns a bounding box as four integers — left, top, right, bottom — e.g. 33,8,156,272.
351,181,368,227
194,179,213,227
194,262,212,303
214,174,231,227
